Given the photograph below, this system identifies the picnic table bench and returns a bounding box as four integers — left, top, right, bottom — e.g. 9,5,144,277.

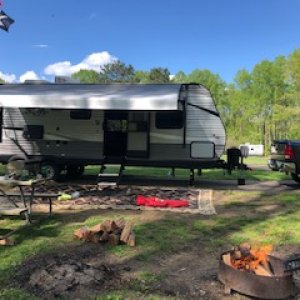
0,177,57,224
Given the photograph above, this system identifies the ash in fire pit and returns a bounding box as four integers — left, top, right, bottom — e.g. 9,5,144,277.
29,259,117,298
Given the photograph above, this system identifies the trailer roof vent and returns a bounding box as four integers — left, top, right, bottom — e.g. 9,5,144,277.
55,76,80,84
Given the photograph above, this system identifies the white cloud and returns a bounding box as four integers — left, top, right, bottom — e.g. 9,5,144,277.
33,44,48,48
19,70,39,82
44,51,117,77
0,71,16,83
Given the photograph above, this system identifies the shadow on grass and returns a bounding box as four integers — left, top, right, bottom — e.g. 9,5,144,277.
0,186,299,299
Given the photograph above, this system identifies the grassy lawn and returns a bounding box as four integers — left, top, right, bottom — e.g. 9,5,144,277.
0,188,299,299
85,164,289,181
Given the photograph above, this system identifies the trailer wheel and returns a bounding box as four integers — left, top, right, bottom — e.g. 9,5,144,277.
41,161,60,180
291,173,300,184
66,164,85,178
6,155,28,178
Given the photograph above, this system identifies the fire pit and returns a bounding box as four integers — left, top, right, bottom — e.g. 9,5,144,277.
218,248,298,299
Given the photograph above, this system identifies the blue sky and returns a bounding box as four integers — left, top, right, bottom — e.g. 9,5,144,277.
1,0,300,83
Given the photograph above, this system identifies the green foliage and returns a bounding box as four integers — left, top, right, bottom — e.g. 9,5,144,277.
148,67,170,83
72,69,100,83
98,61,135,83
0,78,4,84
133,70,149,83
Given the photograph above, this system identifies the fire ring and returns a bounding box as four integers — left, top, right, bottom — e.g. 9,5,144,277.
218,251,297,299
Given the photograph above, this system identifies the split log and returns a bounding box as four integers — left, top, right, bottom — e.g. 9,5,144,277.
99,231,109,242
120,222,133,244
127,232,136,247
74,226,91,240
108,233,120,246
254,264,273,277
222,253,232,266
115,218,126,230
0,238,15,246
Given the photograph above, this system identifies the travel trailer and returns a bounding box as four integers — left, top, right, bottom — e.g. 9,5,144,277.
0,83,226,180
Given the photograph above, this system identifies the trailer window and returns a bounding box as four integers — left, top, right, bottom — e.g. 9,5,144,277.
155,111,183,129
70,109,92,120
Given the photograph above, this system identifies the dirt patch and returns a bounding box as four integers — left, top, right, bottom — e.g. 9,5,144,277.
13,243,130,299
12,242,226,299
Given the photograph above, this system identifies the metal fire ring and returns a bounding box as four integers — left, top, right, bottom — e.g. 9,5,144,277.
218,251,297,299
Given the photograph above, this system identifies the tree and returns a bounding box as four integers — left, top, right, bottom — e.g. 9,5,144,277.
72,69,100,83
148,67,170,83
133,70,149,83
173,71,188,83
98,61,135,83
0,78,4,84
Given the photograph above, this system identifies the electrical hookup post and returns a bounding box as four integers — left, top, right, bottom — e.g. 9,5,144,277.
226,146,249,186
238,145,249,185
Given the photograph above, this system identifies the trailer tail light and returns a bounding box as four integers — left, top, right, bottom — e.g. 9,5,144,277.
284,144,295,160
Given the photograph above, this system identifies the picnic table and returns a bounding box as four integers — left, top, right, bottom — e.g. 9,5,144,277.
0,177,58,241
0,177,43,223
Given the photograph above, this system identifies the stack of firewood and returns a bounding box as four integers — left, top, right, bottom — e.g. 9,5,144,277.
74,218,135,246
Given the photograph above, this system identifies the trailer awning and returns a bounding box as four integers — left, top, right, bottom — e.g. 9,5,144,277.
0,84,182,110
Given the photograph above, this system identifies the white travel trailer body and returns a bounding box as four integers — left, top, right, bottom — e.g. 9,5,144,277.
0,83,226,179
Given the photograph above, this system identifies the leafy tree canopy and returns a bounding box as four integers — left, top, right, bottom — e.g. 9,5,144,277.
72,69,100,84
98,61,135,83
148,67,170,83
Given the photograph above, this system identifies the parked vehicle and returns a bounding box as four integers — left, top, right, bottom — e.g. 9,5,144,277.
0,82,226,180
268,140,300,184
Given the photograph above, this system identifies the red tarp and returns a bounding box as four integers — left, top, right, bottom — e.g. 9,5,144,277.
136,195,189,208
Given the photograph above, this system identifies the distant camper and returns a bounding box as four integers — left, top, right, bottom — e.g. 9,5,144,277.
0,83,226,179
240,143,264,156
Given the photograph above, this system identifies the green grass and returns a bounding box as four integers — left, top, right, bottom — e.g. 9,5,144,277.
1,190,299,298
1,155,288,182
85,164,289,181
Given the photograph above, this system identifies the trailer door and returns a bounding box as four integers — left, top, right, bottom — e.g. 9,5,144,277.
126,112,149,158
103,111,128,157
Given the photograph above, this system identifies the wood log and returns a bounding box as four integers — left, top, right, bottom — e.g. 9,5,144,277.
90,223,105,233
115,218,126,230
74,227,91,240
99,219,112,232
120,222,133,244
0,238,15,246
99,231,109,242
108,233,120,246
90,232,101,244
127,232,136,247
233,250,242,260
101,220,118,233
254,264,273,276
240,242,251,256
222,253,232,266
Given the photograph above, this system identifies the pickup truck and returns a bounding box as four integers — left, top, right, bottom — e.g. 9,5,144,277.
268,140,300,184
